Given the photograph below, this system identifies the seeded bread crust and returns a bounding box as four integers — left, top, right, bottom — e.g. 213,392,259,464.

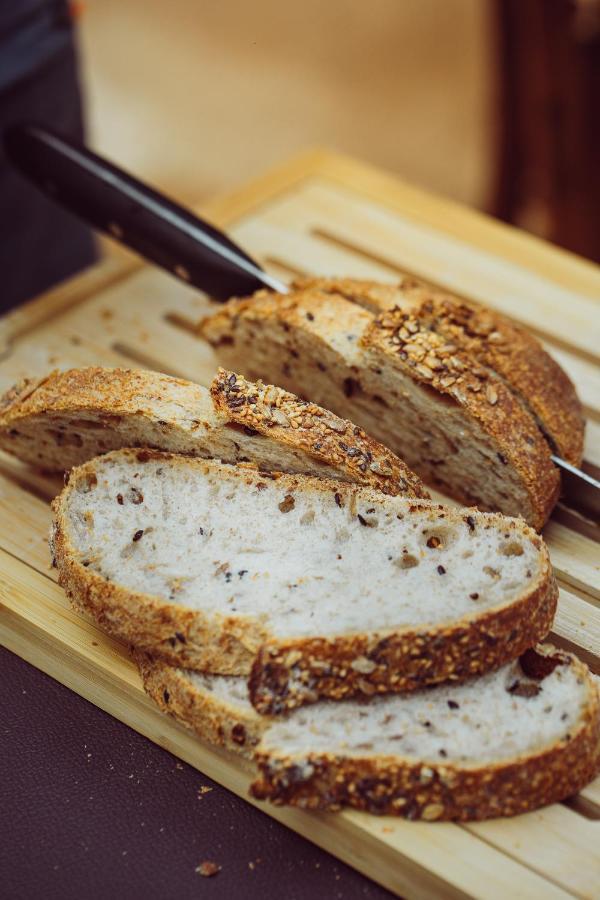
0,366,426,499
363,309,558,527
52,450,558,704
199,276,582,528
251,649,600,820
137,654,267,759
294,276,584,466
210,369,426,497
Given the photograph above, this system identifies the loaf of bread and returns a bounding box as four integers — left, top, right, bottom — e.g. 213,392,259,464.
200,277,585,529
0,366,425,498
138,646,600,821
52,449,557,708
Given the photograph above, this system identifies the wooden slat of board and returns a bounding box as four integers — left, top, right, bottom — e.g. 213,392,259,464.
544,523,600,603
466,804,600,900
55,269,217,385
313,152,600,300
0,328,133,393
584,422,600,469
0,467,55,574
544,344,600,424
583,780,600,807
0,254,137,357
553,589,600,673
0,550,576,900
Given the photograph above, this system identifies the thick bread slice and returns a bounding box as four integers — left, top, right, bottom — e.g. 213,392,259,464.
53,450,557,707
0,366,425,498
199,276,583,528
251,646,600,820
138,647,600,821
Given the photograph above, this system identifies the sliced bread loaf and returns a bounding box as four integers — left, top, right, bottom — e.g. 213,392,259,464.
138,647,600,821
199,276,584,529
0,366,425,498
52,449,557,707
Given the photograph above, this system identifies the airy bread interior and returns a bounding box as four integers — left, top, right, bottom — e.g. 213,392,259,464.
257,652,585,763
59,451,547,640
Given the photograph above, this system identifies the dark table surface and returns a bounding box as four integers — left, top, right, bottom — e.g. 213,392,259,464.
0,645,395,900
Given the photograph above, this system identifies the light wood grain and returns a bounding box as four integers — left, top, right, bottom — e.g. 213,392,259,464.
0,149,598,899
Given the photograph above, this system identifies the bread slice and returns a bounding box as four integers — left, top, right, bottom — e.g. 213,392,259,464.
138,647,600,821
52,449,557,708
0,366,425,498
200,276,585,529
251,646,600,820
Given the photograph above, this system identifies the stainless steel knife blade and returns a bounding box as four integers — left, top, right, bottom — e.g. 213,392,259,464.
552,456,600,524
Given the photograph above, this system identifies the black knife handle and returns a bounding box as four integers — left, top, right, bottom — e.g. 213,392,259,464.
4,123,284,300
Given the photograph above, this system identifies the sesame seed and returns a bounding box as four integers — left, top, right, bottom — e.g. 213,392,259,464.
486,384,498,405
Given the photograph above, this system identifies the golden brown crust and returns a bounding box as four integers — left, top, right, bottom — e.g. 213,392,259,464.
137,654,267,758
251,651,600,820
54,450,557,705
291,276,585,466
248,559,558,714
0,372,55,414
200,276,583,528
200,286,374,356
0,366,202,423
0,365,426,500
362,307,559,530
210,368,428,499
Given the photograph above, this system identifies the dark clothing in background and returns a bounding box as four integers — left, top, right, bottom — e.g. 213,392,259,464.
0,0,97,314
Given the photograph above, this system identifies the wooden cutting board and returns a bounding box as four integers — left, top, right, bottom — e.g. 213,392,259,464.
0,149,598,900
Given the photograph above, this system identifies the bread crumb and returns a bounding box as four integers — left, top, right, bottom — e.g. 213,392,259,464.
196,861,221,877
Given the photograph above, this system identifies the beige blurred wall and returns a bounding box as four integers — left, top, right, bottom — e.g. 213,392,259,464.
79,0,494,209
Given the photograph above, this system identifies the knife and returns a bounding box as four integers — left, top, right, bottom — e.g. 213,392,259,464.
4,123,599,523
3,123,287,301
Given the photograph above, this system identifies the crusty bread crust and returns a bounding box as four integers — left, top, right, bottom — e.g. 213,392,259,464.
363,308,559,528
251,650,600,820
248,571,557,714
211,369,427,497
200,276,583,528
53,450,558,707
137,654,268,759
0,366,208,430
292,276,584,467
0,366,427,499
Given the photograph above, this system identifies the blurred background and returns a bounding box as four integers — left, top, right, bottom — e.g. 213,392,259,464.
1,0,599,310
79,0,493,212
